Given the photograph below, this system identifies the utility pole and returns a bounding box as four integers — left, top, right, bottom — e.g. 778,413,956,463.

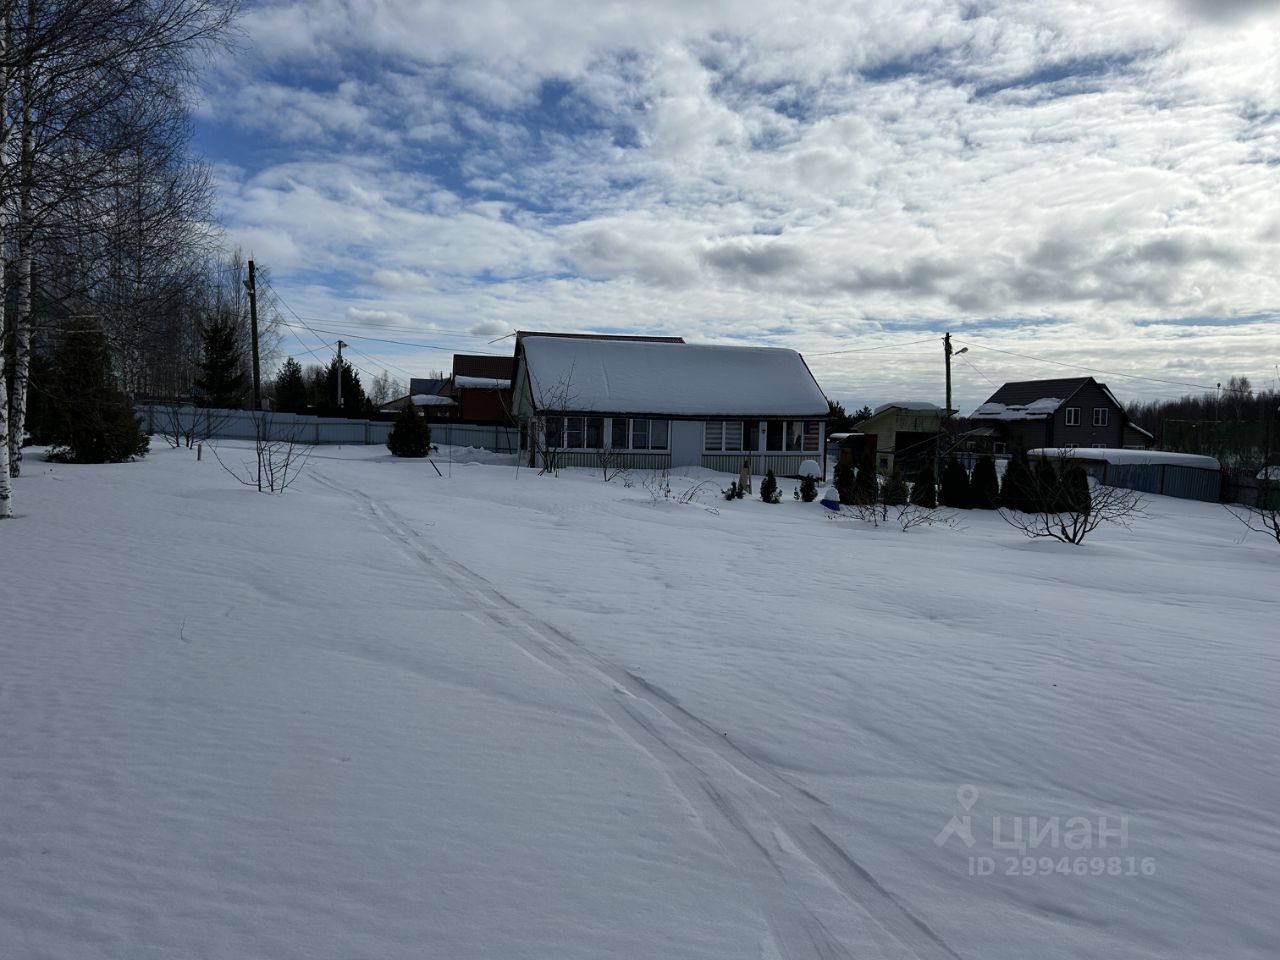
244,261,263,410
944,333,966,417
336,340,347,410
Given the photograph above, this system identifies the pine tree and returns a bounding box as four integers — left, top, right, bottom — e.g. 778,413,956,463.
274,358,308,413
909,461,938,508
881,466,909,505
852,453,879,504
834,459,856,505
321,358,368,417
969,454,1000,510
799,474,818,502
194,318,247,409
760,468,781,503
1062,465,1092,514
44,320,150,464
1000,451,1036,512
387,400,432,457
1034,460,1061,513
939,455,970,508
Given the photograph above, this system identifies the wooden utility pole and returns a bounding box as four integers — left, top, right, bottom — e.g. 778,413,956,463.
336,340,347,410
944,332,954,417
244,261,263,410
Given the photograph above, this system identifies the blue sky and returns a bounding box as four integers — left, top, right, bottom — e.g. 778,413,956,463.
195,0,1280,411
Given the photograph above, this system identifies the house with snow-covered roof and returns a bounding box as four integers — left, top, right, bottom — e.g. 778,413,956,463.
968,377,1152,452
511,332,830,476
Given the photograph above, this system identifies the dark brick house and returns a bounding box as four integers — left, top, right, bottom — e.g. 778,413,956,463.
968,377,1152,451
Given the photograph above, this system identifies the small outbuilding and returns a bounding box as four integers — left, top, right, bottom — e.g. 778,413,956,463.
1028,447,1221,502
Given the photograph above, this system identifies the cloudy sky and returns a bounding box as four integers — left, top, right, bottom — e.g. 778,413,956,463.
196,0,1280,411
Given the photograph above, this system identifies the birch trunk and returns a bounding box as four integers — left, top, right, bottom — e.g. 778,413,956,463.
0,7,13,516
7,0,33,477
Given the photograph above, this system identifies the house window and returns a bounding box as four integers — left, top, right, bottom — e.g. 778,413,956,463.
704,420,746,452
1065,407,1081,426
803,421,820,452
785,421,805,452
1065,442,1079,448
766,421,784,451
1091,443,1106,448
1093,408,1109,427
610,418,628,450
565,416,584,449
621,418,669,450
993,442,1007,455
724,420,743,451
585,417,603,449
705,421,723,450
544,416,563,449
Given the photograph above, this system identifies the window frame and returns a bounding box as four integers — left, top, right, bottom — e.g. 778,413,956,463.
1093,407,1109,427
1064,406,1081,426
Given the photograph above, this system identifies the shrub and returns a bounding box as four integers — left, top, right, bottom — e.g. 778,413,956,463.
833,459,855,505
760,469,781,504
1062,465,1091,513
909,461,938,508
386,400,432,457
723,481,740,501
939,455,971,508
799,474,818,502
881,466,909,505
1033,460,1060,513
851,453,879,504
969,454,1000,509
999,452,1036,512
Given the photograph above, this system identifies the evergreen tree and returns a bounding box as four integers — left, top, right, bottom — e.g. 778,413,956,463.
939,455,971,508
834,458,856,505
881,466,909,505
969,454,1000,509
799,474,818,502
999,451,1036,512
1062,465,1092,514
322,358,368,417
909,461,938,508
194,318,247,409
44,320,149,464
387,400,432,457
851,405,873,424
274,358,308,413
760,469,781,503
1034,460,1061,513
852,453,879,504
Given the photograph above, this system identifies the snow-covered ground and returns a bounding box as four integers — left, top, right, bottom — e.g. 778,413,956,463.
2,443,1277,960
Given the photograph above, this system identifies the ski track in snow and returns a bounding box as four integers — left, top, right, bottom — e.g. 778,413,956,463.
309,467,962,960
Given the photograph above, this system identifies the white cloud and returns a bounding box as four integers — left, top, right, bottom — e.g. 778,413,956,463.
204,0,1280,408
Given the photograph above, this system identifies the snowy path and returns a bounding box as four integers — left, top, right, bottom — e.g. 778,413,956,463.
310,466,959,960
3,445,1277,959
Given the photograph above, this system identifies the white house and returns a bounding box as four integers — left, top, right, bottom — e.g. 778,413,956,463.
511,333,830,476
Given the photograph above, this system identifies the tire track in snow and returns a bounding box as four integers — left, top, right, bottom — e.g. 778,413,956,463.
309,469,963,960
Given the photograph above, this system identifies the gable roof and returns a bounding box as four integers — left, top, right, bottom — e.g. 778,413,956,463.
520,336,828,418
408,377,449,396
971,377,1126,420
453,354,514,380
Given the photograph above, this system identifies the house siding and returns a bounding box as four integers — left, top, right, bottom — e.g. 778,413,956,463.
1052,381,1126,447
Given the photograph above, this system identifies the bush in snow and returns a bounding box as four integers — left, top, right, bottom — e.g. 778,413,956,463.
908,461,938,508
999,451,1036,513
833,459,856,505
969,455,1000,510
799,474,818,502
760,469,781,504
1001,469,1143,545
851,453,879,505
1033,459,1061,513
44,319,149,464
387,400,432,458
723,480,745,501
881,466,909,505
939,455,971,508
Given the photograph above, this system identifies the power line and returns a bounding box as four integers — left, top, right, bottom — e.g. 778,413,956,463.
809,336,938,358
959,352,997,387
952,337,1219,391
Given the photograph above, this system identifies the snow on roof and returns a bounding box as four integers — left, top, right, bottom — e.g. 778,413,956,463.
972,398,1063,420
453,375,511,390
412,394,457,407
1029,448,1220,470
871,400,941,415
520,337,828,417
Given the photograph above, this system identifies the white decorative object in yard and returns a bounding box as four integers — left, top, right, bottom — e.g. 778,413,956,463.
798,459,821,478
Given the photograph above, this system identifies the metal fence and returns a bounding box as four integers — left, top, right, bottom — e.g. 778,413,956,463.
139,405,518,452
